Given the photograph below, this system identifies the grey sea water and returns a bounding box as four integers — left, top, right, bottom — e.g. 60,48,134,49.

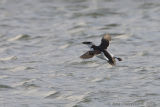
0,0,160,107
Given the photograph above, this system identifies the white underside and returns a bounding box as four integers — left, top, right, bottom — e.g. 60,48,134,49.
96,52,114,61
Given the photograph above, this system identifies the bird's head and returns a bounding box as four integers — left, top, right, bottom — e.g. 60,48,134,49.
103,34,111,41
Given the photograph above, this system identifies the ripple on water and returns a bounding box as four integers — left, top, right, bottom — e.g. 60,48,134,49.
65,92,91,107
132,99,146,106
114,34,130,40
100,23,120,30
69,60,100,68
12,79,54,98
59,44,70,49
45,91,60,99
0,75,8,79
8,34,31,42
0,84,13,90
72,8,121,18
144,101,157,107
11,66,30,72
90,76,110,83
136,50,149,56
0,0,160,106
13,79,39,89
0,56,17,61
22,82,40,89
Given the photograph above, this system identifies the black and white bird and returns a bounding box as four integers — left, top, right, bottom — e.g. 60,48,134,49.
80,34,122,65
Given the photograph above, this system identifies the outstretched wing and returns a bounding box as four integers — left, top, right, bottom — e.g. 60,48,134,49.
80,50,101,59
102,50,116,65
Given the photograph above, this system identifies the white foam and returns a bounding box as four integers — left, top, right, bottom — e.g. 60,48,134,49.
8,34,30,41
59,44,70,49
0,56,17,61
114,34,129,40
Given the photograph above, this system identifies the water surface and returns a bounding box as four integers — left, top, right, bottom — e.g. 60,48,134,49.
0,0,160,107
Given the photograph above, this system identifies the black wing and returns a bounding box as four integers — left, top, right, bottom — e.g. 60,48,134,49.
80,50,101,59
102,50,116,65
82,41,93,44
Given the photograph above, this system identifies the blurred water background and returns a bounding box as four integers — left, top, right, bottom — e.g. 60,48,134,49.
0,0,160,107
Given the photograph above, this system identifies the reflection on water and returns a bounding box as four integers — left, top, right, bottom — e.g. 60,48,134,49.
0,0,160,107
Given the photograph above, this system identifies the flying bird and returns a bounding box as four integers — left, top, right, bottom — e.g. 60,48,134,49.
80,34,122,65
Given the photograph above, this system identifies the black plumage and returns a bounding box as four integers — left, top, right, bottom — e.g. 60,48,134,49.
80,34,122,65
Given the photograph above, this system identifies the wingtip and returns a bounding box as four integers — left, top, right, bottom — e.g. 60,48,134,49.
80,51,94,59
82,41,92,44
